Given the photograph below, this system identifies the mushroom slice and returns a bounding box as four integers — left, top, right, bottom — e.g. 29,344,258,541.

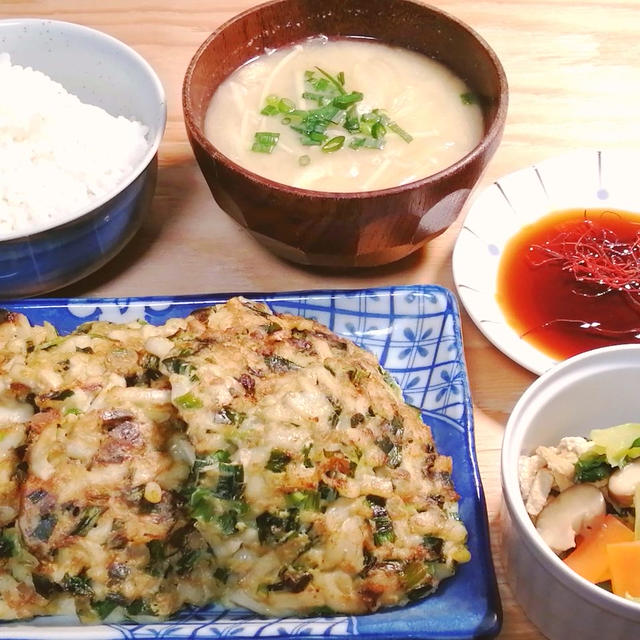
608,459,640,507
535,484,605,554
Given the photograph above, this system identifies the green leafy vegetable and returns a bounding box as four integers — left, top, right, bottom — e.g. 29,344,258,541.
92,596,122,620
126,598,154,617
62,573,94,597
146,539,165,576
574,454,612,483
266,449,292,473
176,549,200,575
256,509,300,544
215,462,245,500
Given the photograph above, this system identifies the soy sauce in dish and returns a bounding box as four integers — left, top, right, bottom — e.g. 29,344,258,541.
496,208,640,361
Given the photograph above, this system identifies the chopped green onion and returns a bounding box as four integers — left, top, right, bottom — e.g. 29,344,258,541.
175,391,203,410
322,136,345,153
176,549,200,575
264,354,300,372
254,67,411,156
332,91,363,109
286,490,320,511
278,97,295,113
344,106,360,132
0,535,14,558
302,443,314,468
300,133,326,146
92,597,122,620
256,509,300,544
251,131,280,154
314,66,346,95
265,449,292,473
62,573,94,597
126,598,154,617
302,91,325,103
349,137,384,150
460,91,478,105
162,356,194,376
388,121,413,143
217,510,239,535
366,495,396,545
214,567,230,583
371,122,386,139
260,104,280,116
71,506,104,536
376,436,402,468
404,561,429,589
215,462,245,500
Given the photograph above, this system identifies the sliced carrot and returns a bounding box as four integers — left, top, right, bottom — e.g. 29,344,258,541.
563,514,634,583
607,541,640,598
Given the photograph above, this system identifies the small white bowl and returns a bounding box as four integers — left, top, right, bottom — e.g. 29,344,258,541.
501,344,640,639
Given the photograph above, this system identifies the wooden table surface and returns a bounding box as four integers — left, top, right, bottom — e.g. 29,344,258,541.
5,0,640,637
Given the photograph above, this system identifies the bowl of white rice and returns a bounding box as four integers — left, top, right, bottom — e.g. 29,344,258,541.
0,18,166,297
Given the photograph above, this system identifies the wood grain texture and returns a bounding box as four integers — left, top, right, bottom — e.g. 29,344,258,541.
4,0,640,636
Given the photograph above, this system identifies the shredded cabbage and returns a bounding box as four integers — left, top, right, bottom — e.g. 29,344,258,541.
589,423,640,468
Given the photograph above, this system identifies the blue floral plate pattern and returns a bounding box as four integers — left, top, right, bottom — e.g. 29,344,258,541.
0,285,501,640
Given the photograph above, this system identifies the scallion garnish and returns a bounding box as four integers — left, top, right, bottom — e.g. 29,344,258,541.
460,91,478,105
322,135,345,153
251,69,412,156
260,104,280,116
314,66,346,95
388,121,413,143
251,131,280,153
371,121,386,140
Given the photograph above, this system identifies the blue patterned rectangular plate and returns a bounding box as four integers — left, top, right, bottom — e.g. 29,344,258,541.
0,285,501,640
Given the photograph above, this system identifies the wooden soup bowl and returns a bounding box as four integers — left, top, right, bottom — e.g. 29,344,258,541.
183,0,508,267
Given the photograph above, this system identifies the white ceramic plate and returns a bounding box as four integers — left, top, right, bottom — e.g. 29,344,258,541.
452,149,640,375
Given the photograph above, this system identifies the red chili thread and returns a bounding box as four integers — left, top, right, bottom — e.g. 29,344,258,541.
523,212,640,338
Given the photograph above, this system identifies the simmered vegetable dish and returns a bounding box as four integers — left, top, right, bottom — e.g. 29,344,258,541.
520,423,640,600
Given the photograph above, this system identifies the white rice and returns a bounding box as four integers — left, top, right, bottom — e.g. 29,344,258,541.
0,53,149,239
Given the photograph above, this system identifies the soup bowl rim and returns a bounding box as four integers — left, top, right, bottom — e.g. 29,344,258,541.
182,0,508,201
